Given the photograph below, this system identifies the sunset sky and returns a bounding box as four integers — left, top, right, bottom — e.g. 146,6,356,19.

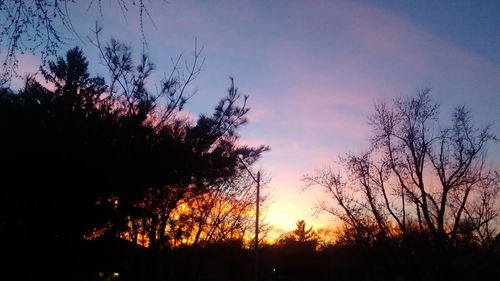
14,0,500,233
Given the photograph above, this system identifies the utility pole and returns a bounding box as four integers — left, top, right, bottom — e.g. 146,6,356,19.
238,158,260,281
255,171,260,281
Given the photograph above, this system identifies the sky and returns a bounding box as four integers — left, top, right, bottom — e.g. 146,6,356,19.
12,0,500,234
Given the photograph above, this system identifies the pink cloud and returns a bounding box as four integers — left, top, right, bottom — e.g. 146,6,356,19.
250,0,500,231
7,53,54,90
236,137,269,149
246,106,268,123
10,0,498,232
338,1,500,84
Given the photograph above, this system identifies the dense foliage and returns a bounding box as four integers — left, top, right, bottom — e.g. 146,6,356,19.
0,46,268,280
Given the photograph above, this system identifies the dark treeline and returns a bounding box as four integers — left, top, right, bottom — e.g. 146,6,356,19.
301,90,500,280
0,45,499,281
0,45,268,281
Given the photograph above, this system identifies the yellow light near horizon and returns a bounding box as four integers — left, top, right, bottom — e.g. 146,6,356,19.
266,201,329,231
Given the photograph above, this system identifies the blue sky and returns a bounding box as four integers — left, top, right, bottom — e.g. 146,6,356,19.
12,0,500,233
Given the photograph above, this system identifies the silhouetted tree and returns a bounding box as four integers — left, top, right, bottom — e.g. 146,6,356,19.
0,0,163,84
167,170,266,248
293,220,316,242
277,220,318,251
0,46,268,281
303,90,499,279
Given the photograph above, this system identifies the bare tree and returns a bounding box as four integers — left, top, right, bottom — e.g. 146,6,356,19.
304,90,499,250
119,161,269,250
0,0,163,84
176,170,266,248
89,25,204,129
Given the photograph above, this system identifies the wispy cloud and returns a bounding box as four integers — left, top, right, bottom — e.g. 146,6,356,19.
10,0,499,231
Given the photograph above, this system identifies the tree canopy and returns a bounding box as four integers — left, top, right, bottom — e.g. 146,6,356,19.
304,90,499,279
0,0,160,84
0,46,268,254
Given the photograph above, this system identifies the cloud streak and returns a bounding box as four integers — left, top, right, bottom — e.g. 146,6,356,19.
10,0,499,232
